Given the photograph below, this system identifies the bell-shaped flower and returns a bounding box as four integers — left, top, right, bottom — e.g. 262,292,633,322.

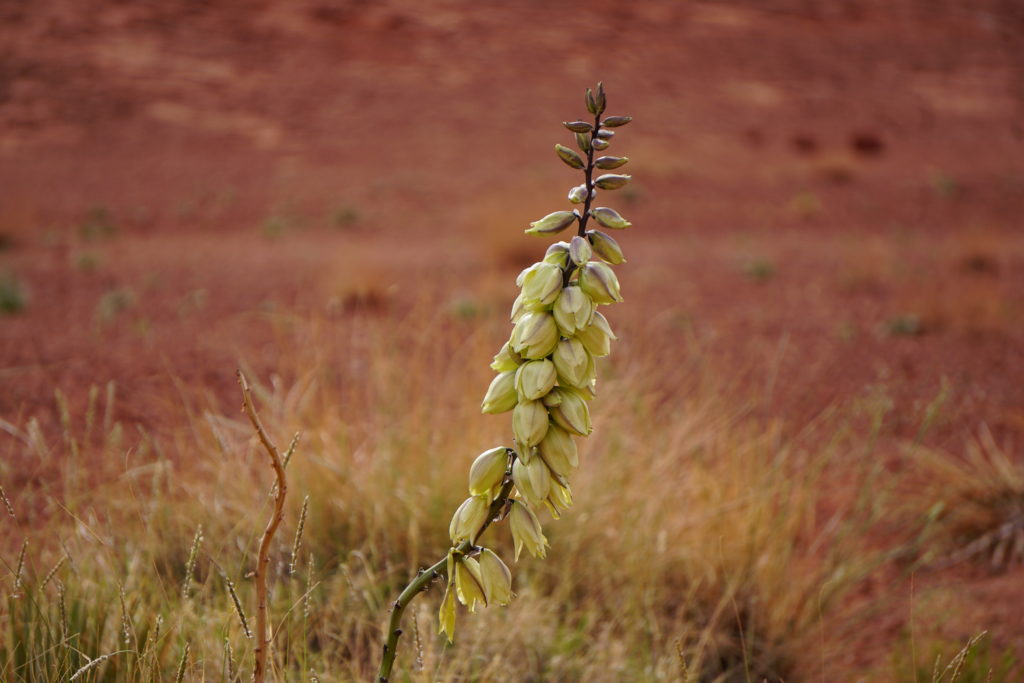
520,262,563,309
490,341,523,373
481,371,517,414
538,423,578,478
509,499,548,561
586,229,626,265
512,399,549,447
576,311,616,357
578,262,623,304
478,548,512,606
510,311,559,359
449,495,490,544
514,359,557,401
552,285,595,336
439,560,457,642
543,241,570,268
454,556,487,612
512,456,552,507
469,447,509,500
544,478,574,520
543,387,592,436
569,235,592,266
552,337,595,388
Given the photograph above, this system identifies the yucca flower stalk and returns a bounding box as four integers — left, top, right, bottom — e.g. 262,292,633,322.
377,82,633,681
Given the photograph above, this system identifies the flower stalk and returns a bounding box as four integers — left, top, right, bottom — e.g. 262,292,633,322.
377,82,633,680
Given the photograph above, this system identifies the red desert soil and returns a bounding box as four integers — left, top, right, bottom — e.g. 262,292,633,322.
2,0,1023,673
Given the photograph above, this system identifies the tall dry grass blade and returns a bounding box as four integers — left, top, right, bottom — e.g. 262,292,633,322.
182,524,203,599
69,651,123,681
0,484,15,518
224,573,252,640
289,495,309,575
174,642,191,683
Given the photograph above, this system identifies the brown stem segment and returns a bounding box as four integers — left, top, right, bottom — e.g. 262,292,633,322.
563,111,603,287
238,370,288,683
377,475,516,681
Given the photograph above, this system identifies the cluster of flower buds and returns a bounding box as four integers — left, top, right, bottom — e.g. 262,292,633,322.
439,82,632,642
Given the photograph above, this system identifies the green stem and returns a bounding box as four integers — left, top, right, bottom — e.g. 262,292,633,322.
377,476,516,681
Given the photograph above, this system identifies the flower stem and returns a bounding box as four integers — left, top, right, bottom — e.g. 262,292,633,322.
376,474,516,681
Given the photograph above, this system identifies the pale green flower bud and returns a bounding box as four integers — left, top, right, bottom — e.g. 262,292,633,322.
552,337,595,388
512,398,549,448
509,499,548,561
538,423,578,478
544,478,574,519
592,138,610,151
543,387,592,436
525,210,577,236
575,132,591,152
569,235,592,266
449,495,490,544
590,206,632,230
594,174,630,190
454,556,487,612
510,292,525,322
478,548,512,606
567,184,588,204
438,577,454,643
579,262,623,304
587,230,626,265
490,341,523,372
513,456,552,507
515,359,557,401
552,285,595,336
602,115,632,127
595,155,629,170
520,262,562,309
469,447,509,500
510,311,559,359
554,143,585,169
543,241,570,267
596,129,614,140
563,120,593,133
481,371,518,414
586,88,598,115
576,311,616,357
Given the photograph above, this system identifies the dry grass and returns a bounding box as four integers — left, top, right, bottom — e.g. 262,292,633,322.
0,283,1011,681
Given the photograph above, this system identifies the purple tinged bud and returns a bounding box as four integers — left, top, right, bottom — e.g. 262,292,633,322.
563,120,593,133
526,210,577,236
587,230,626,264
569,235,592,266
594,174,631,190
592,138,610,151
602,115,632,128
578,261,623,304
590,207,632,230
575,132,591,153
555,144,585,169
567,184,589,204
594,155,629,170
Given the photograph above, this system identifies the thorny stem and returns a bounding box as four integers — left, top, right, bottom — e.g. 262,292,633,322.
377,465,517,681
238,370,288,683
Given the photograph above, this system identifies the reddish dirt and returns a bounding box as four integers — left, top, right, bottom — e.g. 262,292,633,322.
2,0,1024,674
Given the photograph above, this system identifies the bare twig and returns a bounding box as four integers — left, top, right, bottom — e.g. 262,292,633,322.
237,370,288,683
